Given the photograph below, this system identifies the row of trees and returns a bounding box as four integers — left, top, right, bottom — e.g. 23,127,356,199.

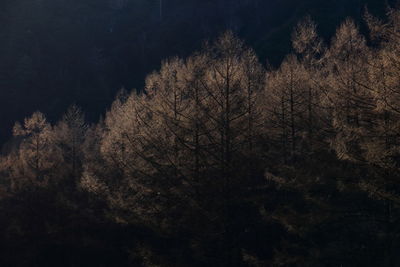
2,8,400,266
0,0,385,143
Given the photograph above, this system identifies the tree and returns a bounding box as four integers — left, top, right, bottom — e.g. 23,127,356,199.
292,16,327,151
363,8,400,170
81,32,268,265
53,105,88,186
11,112,60,189
264,54,309,162
325,18,375,162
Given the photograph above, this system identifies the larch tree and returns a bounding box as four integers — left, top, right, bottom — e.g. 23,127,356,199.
343,11,400,246
325,18,375,162
239,48,266,161
53,105,88,186
195,32,266,265
262,18,380,266
80,32,268,265
291,16,327,151
11,112,60,189
363,8,400,171
264,54,308,163
145,58,189,184
86,90,162,224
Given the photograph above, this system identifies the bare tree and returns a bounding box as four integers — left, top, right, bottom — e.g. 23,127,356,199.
53,105,88,184
264,54,308,162
325,18,375,162
11,112,60,188
292,16,327,150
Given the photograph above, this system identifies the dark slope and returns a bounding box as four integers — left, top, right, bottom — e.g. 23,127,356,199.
0,0,394,142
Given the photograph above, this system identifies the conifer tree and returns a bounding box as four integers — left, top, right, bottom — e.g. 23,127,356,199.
11,112,60,188
325,19,375,162
53,105,87,185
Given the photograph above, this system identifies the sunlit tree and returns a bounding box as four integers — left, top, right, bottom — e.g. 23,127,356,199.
53,105,88,185
11,112,60,188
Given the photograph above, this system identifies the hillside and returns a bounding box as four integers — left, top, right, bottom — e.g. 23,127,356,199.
2,2,400,266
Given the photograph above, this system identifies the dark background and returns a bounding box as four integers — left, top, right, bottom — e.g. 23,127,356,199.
0,0,394,143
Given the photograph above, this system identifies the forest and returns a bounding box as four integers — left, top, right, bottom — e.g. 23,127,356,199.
2,4,400,267
0,0,392,142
